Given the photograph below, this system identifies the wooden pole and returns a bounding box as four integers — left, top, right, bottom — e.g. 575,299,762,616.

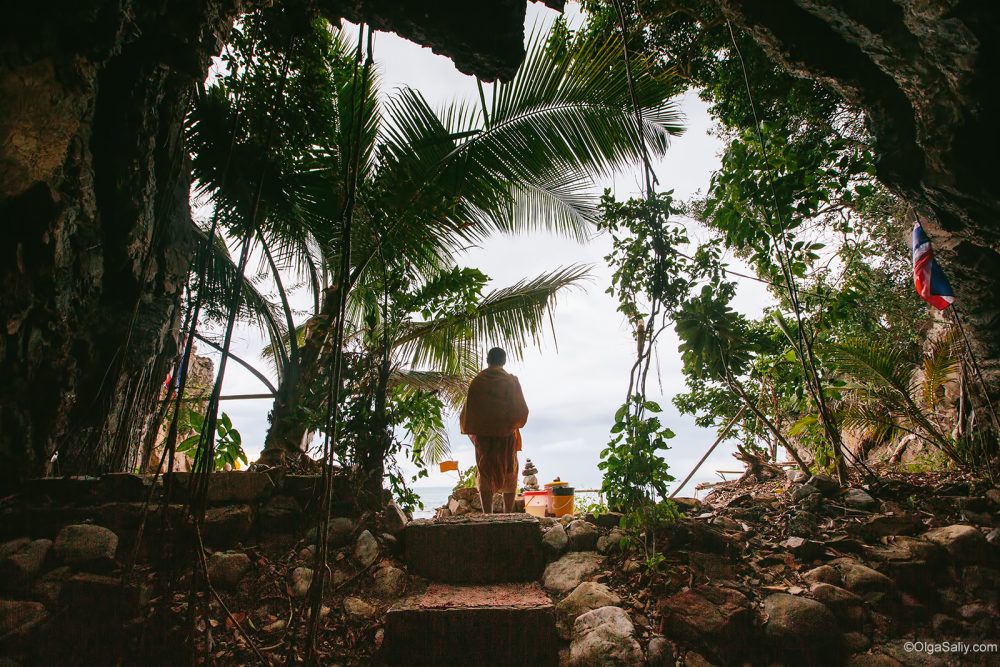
670,406,747,498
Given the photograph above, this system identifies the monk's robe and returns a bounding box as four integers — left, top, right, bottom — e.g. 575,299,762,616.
460,367,529,494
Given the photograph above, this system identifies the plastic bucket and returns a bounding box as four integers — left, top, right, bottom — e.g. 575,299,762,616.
523,490,549,518
550,486,574,517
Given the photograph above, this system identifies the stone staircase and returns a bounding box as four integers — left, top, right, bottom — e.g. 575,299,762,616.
381,514,559,666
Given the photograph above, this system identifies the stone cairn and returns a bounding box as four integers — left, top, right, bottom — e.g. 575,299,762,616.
522,459,539,491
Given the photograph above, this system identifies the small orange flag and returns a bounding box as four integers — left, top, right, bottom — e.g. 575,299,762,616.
439,460,459,473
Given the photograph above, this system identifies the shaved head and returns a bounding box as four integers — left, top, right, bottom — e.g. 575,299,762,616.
487,347,507,366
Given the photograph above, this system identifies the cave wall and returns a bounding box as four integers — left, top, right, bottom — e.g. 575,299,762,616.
711,0,1000,400
0,1,553,489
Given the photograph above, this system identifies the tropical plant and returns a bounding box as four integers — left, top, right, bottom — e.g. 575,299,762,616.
826,333,965,463
177,410,247,471
186,20,685,467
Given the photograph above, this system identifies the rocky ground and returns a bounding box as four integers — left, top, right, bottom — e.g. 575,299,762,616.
1,467,997,665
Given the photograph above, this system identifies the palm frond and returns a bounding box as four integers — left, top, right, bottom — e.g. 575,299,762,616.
191,224,288,370
389,369,471,411
395,264,591,375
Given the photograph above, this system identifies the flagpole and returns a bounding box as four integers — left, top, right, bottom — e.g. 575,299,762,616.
949,307,1000,433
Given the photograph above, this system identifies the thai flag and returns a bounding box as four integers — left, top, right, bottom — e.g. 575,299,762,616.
912,222,955,310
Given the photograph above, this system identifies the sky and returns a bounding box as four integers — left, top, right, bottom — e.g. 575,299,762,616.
205,2,775,497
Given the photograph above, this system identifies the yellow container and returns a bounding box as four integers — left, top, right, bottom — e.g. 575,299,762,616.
551,494,574,517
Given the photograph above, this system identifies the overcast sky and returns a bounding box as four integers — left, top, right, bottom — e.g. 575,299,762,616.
206,2,774,496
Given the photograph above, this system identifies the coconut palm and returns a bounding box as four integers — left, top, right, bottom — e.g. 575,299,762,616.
185,17,685,467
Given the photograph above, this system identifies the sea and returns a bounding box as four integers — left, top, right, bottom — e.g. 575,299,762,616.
413,486,452,519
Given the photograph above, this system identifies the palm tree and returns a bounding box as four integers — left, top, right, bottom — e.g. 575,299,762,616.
826,333,964,463
185,18,684,470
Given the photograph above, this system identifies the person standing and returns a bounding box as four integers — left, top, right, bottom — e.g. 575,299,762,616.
460,348,529,513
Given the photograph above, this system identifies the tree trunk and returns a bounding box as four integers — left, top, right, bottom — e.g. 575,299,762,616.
259,285,340,464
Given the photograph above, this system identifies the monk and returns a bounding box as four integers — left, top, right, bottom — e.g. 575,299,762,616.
460,347,529,513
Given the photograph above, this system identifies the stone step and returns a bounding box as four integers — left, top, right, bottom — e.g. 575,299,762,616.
404,514,544,584
381,583,558,666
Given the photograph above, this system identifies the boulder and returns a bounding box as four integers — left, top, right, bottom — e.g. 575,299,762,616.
372,566,407,598
207,551,252,589
0,538,51,592
658,585,752,663
344,596,377,621
763,593,842,661
829,558,894,595
257,495,300,532
202,505,253,548
31,566,72,607
843,488,878,511
852,513,924,541
61,573,149,618
807,473,840,495
566,520,598,552
598,529,625,555
53,524,118,566
923,524,991,564
353,530,380,567
646,636,676,667
569,606,643,666
803,564,841,586
0,538,31,561
542,552,604,594
382,502,408,536
809,583,866,628
791,485,822,503
543,523,568,555
555,581,621,640
172,471,273,503
328,517,356,547
289,566,313,599
0,600,48,643
782,536,824,561
787,510,820,537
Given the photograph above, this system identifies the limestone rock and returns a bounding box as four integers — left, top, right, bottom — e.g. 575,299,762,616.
569,606,643,666
257,495,300,532
843,488,878,511
787,510,819,537
658,585,751,663
344,596,376,621
0,600,48,643
202,505,252,548
803,564,841,586
372,566,407,598
646,636,676,667
31,566,71,608
598,529,625,555
53,524,118,566
207,551,252,589
543,552,604,594
543,523,568,555
328,517,356,548
289,566,313,599
382,502,408,536
763,593,842,661
0,538,51,592
0,538,30,561
791,484,822,503
555,581,621,640
566,520,598,552
353,530,380,567
809,583,866,628
830,558,894,594
923,524,991,564
807,473,840,495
